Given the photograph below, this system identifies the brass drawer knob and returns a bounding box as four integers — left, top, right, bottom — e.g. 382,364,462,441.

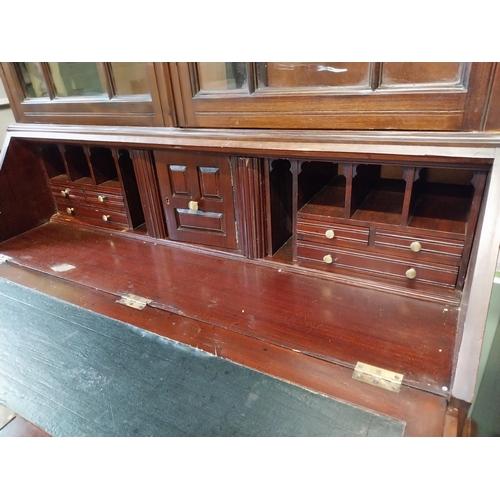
410,241,422,252
66,207,74,215
405,268,417,279
102,215,111,222
323,254,333,264
61,189,70,197
188,200,199,212
325,229,335,239
97,195,106,203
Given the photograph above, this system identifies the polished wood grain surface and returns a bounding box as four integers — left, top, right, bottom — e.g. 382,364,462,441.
0,222,459,395
0,262,448,437
0,140,55,243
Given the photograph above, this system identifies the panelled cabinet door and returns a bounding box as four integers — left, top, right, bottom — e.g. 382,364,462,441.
170,62,495,131
155,151,238,249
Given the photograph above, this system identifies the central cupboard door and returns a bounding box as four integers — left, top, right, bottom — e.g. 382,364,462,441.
155,151,238,249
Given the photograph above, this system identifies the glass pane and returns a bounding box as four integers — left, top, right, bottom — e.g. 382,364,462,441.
381,63,462,86
110,62,150,95
15,62,49,98
197,62,248,91
48,62,105,97
257,62,370,89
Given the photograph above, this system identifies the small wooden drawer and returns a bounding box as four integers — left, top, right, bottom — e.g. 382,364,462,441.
297,220,369,250
57,201,129,227
297,242,459,287
374,231,464,266
84,185,124,208
51,184,87,204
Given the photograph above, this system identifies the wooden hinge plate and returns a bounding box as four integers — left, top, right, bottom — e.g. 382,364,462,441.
117,293,152,310
353,362,404,393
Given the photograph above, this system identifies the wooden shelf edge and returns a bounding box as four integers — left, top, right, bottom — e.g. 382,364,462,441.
5,124,499,160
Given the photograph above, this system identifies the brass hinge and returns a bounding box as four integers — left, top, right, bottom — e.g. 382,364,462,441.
352,362,403,393
117,293,152,310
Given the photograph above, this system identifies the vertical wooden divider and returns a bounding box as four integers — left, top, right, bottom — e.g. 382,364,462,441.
457,171,488,289
264,159,273,257
342,163,354,219
291,160,299,262
130,149,167,239
57,144,72,180
233,157,267,259
83,146,98,185
401,167,416,226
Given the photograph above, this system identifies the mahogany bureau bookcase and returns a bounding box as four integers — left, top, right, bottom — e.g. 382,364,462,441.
1,62,499,436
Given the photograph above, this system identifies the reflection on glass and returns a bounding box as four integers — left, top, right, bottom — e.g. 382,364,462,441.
48,62,105,97
381,63,463,86
197,62,247,91
110,62,150,95
15,62,49,98
257,62,370,89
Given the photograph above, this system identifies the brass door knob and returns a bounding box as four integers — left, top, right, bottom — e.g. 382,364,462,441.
410,241,422,252
97,195,105,203
61,189,70,197
323,254,333,264
102,215,111,222
325,229,335,239
405,268,417,279
188,200,199,211
66,207,74,215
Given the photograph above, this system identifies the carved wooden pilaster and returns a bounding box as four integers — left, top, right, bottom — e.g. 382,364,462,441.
233,157,267,259
131,150,167,239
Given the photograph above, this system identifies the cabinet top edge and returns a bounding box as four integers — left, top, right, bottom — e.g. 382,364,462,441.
5,123,500,160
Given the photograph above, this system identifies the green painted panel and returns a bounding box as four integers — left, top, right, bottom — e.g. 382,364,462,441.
0,278,404,437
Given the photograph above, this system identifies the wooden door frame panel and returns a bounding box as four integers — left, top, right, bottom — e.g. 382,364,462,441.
0,63,167,127
173,62,496,131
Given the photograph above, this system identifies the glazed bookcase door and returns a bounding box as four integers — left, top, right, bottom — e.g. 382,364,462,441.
155,150,238,250
0,62,170,127
170,62,495,131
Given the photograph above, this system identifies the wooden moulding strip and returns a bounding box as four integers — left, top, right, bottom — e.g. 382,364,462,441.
4,125,499,160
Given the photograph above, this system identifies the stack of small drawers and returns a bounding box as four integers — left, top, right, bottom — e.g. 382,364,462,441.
296,218,464,292
51,179,129,230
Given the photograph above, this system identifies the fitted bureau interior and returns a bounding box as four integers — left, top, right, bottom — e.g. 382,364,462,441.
264,157,488,300
292,162,478,232
21,142,488,301
39,143,146,233
0,135,494,406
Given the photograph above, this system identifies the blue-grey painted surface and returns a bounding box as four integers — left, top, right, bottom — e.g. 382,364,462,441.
0,278,404,437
